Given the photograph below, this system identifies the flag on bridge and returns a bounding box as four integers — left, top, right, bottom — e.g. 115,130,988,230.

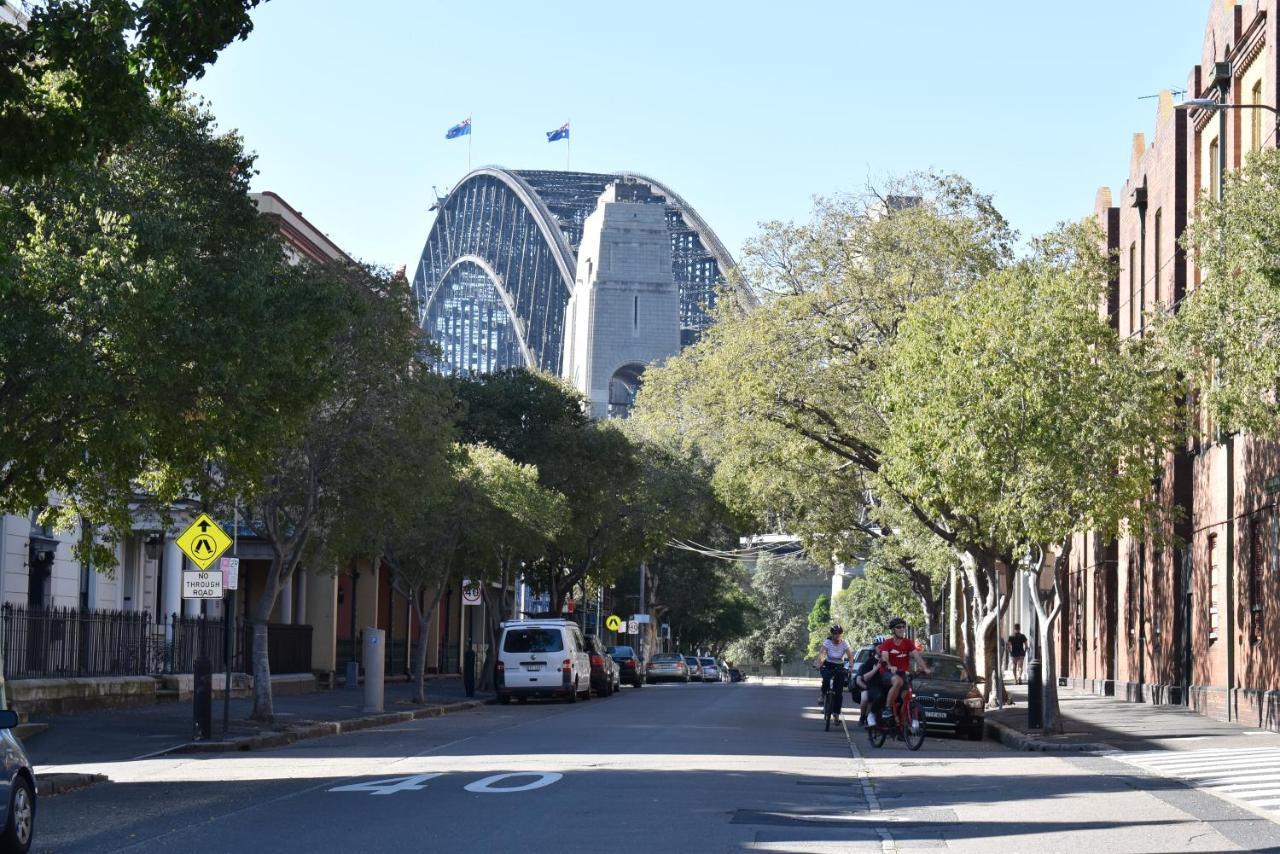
546,122,570,143
445,118,471,139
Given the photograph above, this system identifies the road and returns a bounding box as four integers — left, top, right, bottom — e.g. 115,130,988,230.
34,682,1280,852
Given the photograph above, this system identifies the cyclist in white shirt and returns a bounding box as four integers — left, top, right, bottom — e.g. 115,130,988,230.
817,625,852,716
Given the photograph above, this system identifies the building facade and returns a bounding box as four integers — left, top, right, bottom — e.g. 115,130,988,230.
1062,0,1280,731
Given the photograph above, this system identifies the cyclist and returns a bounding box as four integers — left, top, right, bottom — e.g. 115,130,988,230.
868,617,931,727
817,624,852,722
853,635,886,725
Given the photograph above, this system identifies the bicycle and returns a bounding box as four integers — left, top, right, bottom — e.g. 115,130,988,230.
818,661,849,731
867,671,925,751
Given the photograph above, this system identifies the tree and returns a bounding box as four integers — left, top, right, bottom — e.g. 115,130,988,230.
0,100,344,560
805,594,831,658
831,567,922,648
727,554,811,673
0,0,266,181
633,172,1018,688
878,223,1178,728
232,264,420,721
1166,148,1280,438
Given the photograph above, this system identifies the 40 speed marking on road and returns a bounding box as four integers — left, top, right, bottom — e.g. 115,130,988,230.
328,772,562,796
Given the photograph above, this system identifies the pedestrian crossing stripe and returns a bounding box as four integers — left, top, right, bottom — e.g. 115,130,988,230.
1113,748,1280,818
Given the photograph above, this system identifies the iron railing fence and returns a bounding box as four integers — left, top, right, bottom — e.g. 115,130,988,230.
1,606,312,680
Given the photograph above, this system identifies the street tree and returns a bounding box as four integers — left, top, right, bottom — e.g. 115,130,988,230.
232,265,420,721
633,172,1017,682
0,100,344,561
725,553,812,674
831,566,923,648
0,0,266,180
805,594,831,658
877,222,1179,727
1166,148,1280,438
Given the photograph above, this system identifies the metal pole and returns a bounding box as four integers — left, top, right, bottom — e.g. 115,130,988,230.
223,501,238,738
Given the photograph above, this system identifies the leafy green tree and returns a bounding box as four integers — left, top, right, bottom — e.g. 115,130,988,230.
831,567,922,649
1166,149,1280,437
232,265,419,721
0,100,343,560
727,554,811,673
0,0,266,181
805,594,831,658
878,222,1178,726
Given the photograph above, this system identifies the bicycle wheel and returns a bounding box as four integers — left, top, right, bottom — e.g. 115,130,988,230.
904,698,926,751
867,723,886,748
823,692,833,731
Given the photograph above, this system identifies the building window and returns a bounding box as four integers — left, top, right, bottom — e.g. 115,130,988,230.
1209,137,1221,200
1207,532,1219,642
1251,80,1264,154
1248,515,1265,645
1153,208,1162,308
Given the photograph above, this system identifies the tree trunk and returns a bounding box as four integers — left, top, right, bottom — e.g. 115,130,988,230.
1025,541,1069,734
250,565,282,722
410,589,431,704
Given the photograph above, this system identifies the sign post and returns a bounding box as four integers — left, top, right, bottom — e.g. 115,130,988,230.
175,513,233,742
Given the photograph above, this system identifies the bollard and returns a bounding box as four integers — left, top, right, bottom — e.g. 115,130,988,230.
463,647,476,698
193,656,213,741
1027,655,1043,730
345,659,360,691
362,627,385,713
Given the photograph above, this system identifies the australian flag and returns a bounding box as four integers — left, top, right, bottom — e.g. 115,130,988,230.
546,122,570,143
445,118,471,140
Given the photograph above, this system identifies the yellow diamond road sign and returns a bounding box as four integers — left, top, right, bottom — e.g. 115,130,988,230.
176,513,233,570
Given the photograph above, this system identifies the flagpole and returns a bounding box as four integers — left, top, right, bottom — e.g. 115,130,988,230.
468,115,472,173
566,119,571,171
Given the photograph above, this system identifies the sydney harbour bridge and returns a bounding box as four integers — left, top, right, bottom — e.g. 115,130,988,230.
411,168,739,379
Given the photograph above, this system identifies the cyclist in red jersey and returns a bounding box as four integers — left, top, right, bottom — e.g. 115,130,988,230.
872,617,930,725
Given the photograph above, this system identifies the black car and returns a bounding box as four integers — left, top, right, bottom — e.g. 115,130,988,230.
606,645,644,688
913,652,985,740
584,634,621,697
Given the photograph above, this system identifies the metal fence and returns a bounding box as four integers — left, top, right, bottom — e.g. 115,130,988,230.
0,605,312,680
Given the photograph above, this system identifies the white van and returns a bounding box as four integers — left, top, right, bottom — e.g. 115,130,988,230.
496,619,592,704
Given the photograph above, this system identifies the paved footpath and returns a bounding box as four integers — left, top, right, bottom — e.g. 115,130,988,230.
26,679,1280,852
986,681,1280,827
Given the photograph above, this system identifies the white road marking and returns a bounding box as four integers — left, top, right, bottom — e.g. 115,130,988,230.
328,774,442,795
463,772,562,793
1113,747,1280,821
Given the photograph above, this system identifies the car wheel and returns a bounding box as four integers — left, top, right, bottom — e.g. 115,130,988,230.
516,696,528,704
634,678,643,688
566,683,577,704
2,774,33,854
498,694,511,705
967,725,985,741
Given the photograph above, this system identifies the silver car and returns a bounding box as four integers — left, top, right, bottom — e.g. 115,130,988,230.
0,710,34,853
699,657,720,682
646,653,691,683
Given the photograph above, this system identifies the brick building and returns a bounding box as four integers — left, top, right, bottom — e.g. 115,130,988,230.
1065,0,1280,731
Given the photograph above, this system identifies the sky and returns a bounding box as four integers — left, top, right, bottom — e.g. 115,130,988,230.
191,0,1214,270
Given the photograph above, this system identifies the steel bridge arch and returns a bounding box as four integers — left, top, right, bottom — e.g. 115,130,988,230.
441,254,537,369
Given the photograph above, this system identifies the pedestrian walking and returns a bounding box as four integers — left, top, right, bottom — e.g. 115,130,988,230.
1008,624,1029,685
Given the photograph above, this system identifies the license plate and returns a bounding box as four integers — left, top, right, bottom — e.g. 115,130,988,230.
924,711,947,719
523,664,544,671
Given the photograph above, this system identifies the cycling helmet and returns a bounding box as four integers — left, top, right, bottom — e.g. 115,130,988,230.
888,617,907,630
829,624,844,635
872,634,887,645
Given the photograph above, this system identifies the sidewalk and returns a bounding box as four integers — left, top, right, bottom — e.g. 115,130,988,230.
985,680,1279,753
25,675,489,769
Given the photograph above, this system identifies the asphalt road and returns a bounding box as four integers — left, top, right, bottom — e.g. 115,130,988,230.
32,682,1280,852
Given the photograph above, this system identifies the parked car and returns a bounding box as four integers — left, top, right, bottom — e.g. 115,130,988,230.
606,644,645,688
726,667,744,683
584,634,620,697
699,657,720,682
684,656,703,682
495,619,592,704
646,653,691,683
913,652,985,740
0,709,34,854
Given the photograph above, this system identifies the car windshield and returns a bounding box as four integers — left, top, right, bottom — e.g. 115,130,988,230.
652,654,682,662
502,628,564,654
923,656,969,682
610,646,635,657
684,657,698,664
700,658,715,666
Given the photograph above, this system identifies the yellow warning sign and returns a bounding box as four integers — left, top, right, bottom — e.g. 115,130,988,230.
605,615,623,632
175,513,233,570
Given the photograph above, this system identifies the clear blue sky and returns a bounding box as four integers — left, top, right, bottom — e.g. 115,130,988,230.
192,0,1212,269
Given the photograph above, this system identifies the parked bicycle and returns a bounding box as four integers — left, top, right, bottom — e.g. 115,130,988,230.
867,672,925,750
